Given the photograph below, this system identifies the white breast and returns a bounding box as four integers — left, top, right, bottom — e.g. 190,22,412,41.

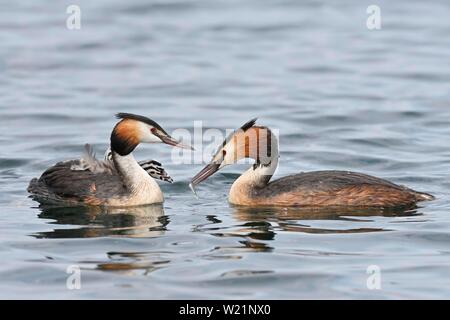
112,152,164,205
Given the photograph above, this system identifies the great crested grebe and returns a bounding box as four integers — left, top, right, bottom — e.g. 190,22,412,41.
190,119,434,208
28,113,191,206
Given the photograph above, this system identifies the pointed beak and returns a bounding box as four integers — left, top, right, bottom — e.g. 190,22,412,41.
160,134,195,150
190,163,220,192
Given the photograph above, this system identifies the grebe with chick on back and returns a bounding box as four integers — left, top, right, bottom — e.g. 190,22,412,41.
28,113,192,207
190,118,434,208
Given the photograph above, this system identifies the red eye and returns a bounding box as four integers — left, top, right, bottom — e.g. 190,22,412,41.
222,150,227,156
151,128,157,134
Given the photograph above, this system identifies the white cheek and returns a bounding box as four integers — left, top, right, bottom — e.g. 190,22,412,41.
143,133,162,143
138,124,162,143
222,155,230,165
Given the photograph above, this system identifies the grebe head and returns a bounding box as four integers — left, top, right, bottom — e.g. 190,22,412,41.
190,118,274,188
110,113,193,156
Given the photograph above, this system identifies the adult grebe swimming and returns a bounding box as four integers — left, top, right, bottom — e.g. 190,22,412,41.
190,119,434,208
28,113,191,206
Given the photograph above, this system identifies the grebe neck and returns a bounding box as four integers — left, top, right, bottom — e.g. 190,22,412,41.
229,132,279,202
112,151,163,203
233,153,279,188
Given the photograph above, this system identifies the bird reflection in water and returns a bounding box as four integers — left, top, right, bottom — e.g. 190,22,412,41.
198,205,422,253
32,204,168,239
232,205,421,235
97,251,171,274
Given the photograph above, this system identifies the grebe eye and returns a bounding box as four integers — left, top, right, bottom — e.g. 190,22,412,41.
222,150,227,157
151,128,157,134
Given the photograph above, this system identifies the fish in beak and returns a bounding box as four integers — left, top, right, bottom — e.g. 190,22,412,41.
189,163,220,197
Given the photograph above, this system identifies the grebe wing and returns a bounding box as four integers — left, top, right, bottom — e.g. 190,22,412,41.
71,144,116,174
252,170,434,207
29,160,125,203
262,170,410,195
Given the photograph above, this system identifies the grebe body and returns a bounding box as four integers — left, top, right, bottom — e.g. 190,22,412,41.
28,113,190,207
190,119,434,208
228,169,433,207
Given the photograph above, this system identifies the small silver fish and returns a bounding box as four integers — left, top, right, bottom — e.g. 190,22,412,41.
189,182,199,199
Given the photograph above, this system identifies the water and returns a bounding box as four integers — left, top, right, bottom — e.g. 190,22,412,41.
1,0,450,299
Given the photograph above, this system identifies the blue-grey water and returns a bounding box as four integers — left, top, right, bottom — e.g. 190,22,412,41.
1,0,450,299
